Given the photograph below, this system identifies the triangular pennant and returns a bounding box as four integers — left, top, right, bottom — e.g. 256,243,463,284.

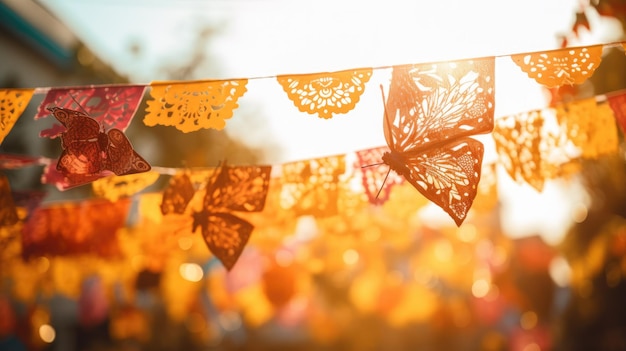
0,89,34,144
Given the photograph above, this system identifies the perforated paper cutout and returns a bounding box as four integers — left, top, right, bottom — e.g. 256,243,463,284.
555,98,618,159
277,68,372,119
493,111,545,191
36,86,145,139
145,80,248,132
280,155,345,217
511,45,603,88
381,58,495,226
0,89,34,144
92,171,160,202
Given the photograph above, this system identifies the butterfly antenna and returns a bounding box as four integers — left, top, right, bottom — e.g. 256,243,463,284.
375,168,392,200
68,94,90,116
361,162,384,169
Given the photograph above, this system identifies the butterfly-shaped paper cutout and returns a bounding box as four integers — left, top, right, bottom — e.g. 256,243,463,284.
47,106,151,188
511,45,603,88
191,162,271,270
380,59,495,226
277,68,372,119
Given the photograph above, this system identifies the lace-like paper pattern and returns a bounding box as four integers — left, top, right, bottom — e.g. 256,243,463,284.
280,155,346,217
92,171,160,202
145,80,248,132
36,86,145,139
381,58,495,226
555,98,618,159
277,68,372,119
511,45,603,88
493,111,545,191
0,89,34,144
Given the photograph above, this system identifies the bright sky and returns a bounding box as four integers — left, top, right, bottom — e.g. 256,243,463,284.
39,0,623,242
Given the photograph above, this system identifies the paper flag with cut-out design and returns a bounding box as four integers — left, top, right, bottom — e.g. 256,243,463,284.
355,146,404,205
381,58,495,226
0,173,18,227
21,199,130,259
44,107,151,189
35,86,145,139
145,80,248,132
92,171,160,202
0,89,34,144
555,98,618,159
160,172,197,215
607,92,626,134
0,153,42,169
191,162,271,270
493,111,545,191
280,155,345,217
511,45,603,88
277,68,372,119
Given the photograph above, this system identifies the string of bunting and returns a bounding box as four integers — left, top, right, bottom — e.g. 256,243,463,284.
1,41,626,271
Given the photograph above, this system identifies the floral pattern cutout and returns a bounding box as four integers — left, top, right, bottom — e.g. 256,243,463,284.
145,80,248,132
381,58,495,226
0,89,34,144
280,155,345,217
511,45,603,88
277,68,372,119
492,111,545,192
36,86,145,139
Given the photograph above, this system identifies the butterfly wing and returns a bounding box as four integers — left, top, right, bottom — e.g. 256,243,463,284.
105,129,151,176
48,107,107,178
197,212,254,270
384,61,494,153
160,172,196,215
395,138,484,226
382,59,494,226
